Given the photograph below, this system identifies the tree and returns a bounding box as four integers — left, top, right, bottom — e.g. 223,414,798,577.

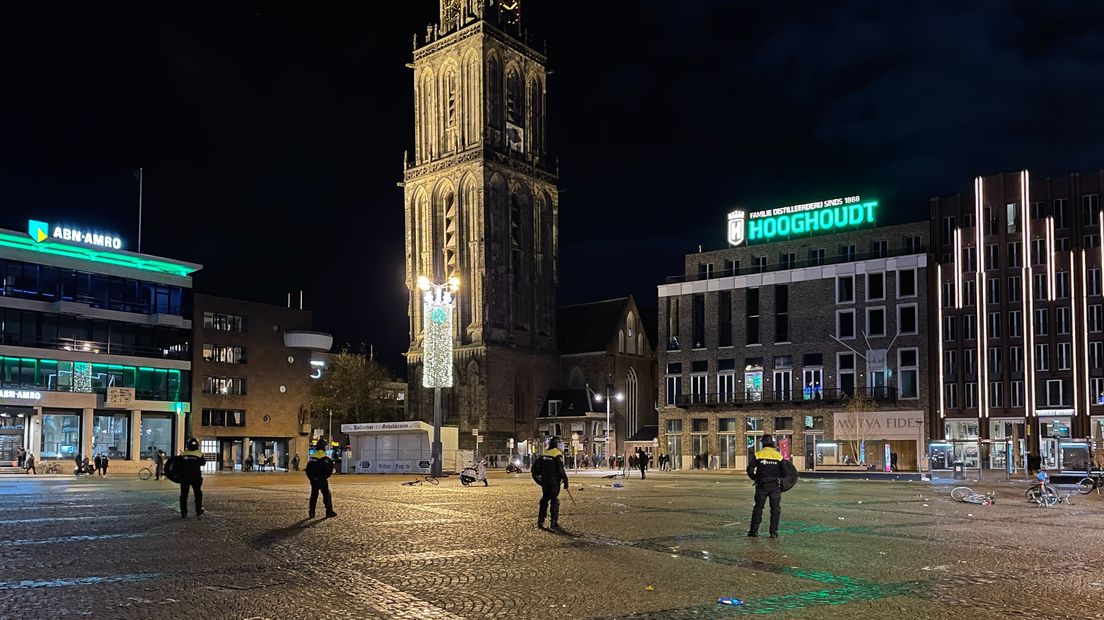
836,392,876,466
311,346,401,430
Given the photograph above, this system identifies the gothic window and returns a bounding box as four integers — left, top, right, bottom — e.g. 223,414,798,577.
506,69,523,126
442,188,458,279
568,367,585,388
626,311,637,355
528,78,543,155
420,72,435,159
488,57,503,129
626,367,639,438
464,54,480,145
510,193,530,330
444,70,457,151
618,329,625,353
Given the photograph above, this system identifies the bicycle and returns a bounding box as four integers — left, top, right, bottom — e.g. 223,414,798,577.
40,461,61,474
1025,472,1060,507
950,486,996,505
138,466,154,480
401,475,440,486
1077,468,1104,495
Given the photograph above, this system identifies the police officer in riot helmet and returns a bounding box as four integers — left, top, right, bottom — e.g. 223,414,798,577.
305,439,337,518
746,434,784,537
176,438,206,518
531,436,569,530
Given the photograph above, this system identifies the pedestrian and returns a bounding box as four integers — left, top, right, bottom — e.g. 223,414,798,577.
17,447,26,468
244,455,253,472
477,458,489,486
306,439,337,518
73,452,82,475
94,453,103,475
746,434,786,538
890,451,899,472
637,448,649,479
24,452,36,475
292,453,300,471
155,450,166,480
100,453,109,477
531,436,568,530
168,438,206,518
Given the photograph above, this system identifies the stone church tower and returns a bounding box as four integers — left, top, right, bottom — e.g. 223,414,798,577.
403,0,559,450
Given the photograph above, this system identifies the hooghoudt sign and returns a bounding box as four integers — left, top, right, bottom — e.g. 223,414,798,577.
833,410,924,440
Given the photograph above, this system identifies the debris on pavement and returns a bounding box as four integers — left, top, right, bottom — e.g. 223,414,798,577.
717,597,744,606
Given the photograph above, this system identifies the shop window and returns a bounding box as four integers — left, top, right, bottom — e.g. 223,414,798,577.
803,415,824,431
747,417,764,432
41,412,80,459
140,414,173,459
92,412,129,459
774,417,794,431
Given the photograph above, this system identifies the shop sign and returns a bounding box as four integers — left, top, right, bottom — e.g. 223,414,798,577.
727,195,877,246
28,219,123,250
106,387,135,408
1036,408,1075,417
341,421,423,433
833,410,923,440
0,389,42,401
357,459,430,473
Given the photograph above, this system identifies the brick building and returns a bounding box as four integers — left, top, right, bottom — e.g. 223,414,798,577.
930,169,1104,474
190,294,331,471
657,198,930,472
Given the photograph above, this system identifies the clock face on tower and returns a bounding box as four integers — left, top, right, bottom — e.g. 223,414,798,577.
499,0,520,27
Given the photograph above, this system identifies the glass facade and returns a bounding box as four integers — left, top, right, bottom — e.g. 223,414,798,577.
140,414,174,459
0,308,190,359
92,411,130,459
0,258,190,317
0,356,188,402
41,411,81,458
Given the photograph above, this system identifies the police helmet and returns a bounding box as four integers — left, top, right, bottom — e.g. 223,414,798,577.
547,436,561,449
185,437,200,451
760,434,776,447
315,439,328,451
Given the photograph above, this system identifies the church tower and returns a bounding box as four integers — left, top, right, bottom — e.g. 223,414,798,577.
403,0,559,450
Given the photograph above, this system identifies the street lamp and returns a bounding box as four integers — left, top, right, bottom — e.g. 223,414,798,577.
593,384,623,466
419,275,459,478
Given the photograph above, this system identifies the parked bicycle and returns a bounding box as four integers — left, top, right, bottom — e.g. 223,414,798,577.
138,466,154,480
40,461,61,474
1077,468,1104,495
950,487,996,505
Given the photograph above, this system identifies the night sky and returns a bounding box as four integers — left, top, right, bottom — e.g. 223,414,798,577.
3,1,1104,374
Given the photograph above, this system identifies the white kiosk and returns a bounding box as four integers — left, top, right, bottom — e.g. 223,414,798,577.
342,421,459,474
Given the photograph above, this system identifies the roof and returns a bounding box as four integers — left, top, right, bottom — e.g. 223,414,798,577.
556,297,630,354
636,306,657,351
538,387,598,418
626,425,659,443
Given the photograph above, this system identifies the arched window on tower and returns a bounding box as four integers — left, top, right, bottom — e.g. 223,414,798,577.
618,329,625,353
506,69,523,126
568,367,585,388
488,58,502,130
626,368,639,438
626,312,637,355
528,78,543,155
444,70,457,152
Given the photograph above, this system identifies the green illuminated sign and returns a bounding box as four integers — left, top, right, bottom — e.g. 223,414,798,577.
0,228,198,278
727,196,878,246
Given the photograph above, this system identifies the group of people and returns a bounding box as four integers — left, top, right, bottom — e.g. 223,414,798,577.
167,438,337,520
15,447,36,474
529,433,797,538
75,453,111,476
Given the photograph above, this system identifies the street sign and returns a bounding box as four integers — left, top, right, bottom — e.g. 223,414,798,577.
507,438,515,448
593,438,607,443
472,428,479,436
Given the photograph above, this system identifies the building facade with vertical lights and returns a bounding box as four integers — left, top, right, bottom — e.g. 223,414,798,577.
657,197,930,473
0,220,199,471
930,170,1104,474
402,0,560,451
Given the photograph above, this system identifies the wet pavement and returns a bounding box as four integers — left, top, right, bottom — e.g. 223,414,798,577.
1,470,1103,619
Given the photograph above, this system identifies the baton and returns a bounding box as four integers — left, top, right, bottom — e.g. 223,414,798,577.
565,486,578,507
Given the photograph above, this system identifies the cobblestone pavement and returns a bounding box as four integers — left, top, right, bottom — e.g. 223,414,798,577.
2,470,1104,619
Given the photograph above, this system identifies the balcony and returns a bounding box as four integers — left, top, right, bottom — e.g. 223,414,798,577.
283,331,333,352
674,386,898,408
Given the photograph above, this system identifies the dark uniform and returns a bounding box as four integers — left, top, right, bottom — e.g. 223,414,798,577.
177,440,206,518
746,438,784,537
531,440,569,529
305,443,337,519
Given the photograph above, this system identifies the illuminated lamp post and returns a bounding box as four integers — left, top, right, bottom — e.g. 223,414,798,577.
592,383,623,466
419,275,459,478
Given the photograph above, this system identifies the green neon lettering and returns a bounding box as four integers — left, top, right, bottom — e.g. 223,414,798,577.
748,218,764,240
762,217,776,238
819,210,833,229
776,214,791,236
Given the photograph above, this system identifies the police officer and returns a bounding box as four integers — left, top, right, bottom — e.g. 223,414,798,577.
531,436,569,530
305,439,337,519
178,438,206,518
746,434,783,538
